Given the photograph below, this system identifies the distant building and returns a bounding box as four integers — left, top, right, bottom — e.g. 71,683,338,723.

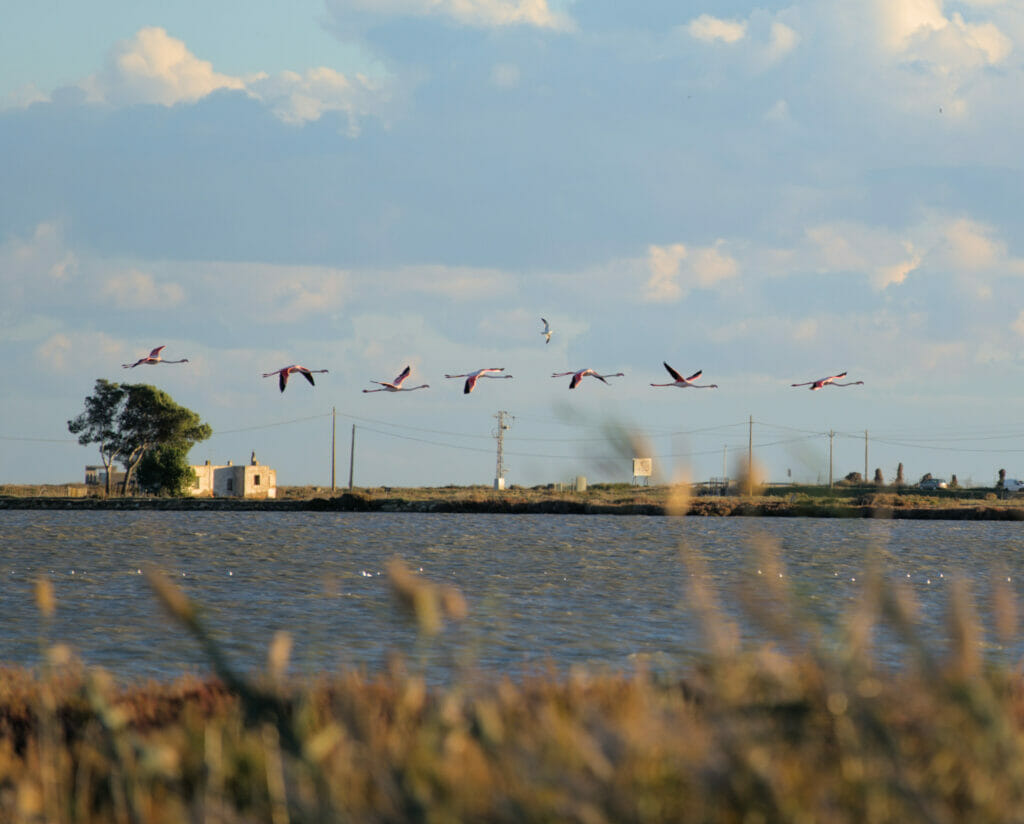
189,453,277,498
84,465,132,493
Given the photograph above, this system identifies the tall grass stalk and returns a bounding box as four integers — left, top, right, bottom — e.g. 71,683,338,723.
2,555,1024,821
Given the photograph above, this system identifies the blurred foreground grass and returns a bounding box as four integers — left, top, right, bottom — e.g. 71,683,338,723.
5,554,1024,823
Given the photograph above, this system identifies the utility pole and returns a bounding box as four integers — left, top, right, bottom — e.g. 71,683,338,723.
829,430,835,489
722,444,727,482
747,415,753,496
493,411,511,489
348,424,355,490
331,407,336,491
864,429,868,484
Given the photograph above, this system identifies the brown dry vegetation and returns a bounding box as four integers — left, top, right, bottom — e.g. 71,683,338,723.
3,556,1024,821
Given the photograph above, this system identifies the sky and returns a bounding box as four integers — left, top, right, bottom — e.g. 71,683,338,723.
4,0,1024,490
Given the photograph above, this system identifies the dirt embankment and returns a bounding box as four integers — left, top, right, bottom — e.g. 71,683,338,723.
2,491,1023,520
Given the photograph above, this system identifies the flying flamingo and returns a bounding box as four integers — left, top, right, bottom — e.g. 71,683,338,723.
444,368,513,395
541,318,552,344
262,365,329,393
552,368,625,389
651,363,718,389
791,371,864,390
363,366,429,393
122,345,189,368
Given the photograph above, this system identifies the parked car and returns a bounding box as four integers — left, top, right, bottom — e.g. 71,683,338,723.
1003,479,1024,492
919,478,948,491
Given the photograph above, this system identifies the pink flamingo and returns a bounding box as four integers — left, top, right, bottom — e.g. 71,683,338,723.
651,363,718,389
363,366,429,393
122,345,189,368
444,367,513,394
552,368,625,389
262,365,328,393
791,371,864,390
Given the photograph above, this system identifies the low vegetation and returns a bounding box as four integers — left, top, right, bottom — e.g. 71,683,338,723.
4,551,1024,822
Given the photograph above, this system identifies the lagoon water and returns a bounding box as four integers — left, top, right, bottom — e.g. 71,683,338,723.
2,511,1024,683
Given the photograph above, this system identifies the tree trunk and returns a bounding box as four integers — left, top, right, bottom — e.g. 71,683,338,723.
100,444,120,496
121,442,152,496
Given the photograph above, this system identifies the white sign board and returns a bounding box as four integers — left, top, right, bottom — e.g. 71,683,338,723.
632,458,653,477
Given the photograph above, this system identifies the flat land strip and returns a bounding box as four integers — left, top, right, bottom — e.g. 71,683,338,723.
2,483,1024,519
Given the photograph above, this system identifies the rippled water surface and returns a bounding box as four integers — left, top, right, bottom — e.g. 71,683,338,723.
2,511,1023,682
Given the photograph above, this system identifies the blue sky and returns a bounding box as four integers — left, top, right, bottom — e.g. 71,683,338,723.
4,0,1024,489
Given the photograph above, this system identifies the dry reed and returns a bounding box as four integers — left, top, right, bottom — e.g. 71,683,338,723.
1,549,1024,822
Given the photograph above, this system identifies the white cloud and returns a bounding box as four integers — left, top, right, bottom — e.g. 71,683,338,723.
1012,310,1024,338
102,269,185,309
23,27,389,129
688,14,747,44
35,331,122,373
690,241,740,288
643,241,738,302
874,0,1011,67
803,223,923,290
1,223,78,308
339,0,572,29
944,217,1000,271
245,67,386,130
81,27,244,106
766,22,800,61
874,247,923,290
644,243,688,301
876,0,947,50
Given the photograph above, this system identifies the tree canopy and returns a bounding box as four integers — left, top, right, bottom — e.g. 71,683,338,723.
68,379,212,495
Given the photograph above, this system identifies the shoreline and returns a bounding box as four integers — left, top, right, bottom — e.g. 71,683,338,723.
2,491,1023,519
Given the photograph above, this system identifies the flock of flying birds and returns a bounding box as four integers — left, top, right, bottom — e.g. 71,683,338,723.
121,319,866,396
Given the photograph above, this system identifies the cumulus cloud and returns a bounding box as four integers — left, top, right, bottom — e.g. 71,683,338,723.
766,21,800,61
102,269,186,309
643,241,738,302
35,331,123,373
31,27,389,129
337,0,573,30
644,243,688,301
687,14,748,44
245,67,386,129
81,27,243,106
1,223,78,310
803,223,923,290
874,0,1011,67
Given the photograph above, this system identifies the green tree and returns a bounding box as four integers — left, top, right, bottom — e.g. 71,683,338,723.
67,380,128,494
117,384,211,493
136,444,198,496
873,468,884,486
68,379,211,495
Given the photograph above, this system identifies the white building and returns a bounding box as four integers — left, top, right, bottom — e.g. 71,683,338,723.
189,453,277,498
